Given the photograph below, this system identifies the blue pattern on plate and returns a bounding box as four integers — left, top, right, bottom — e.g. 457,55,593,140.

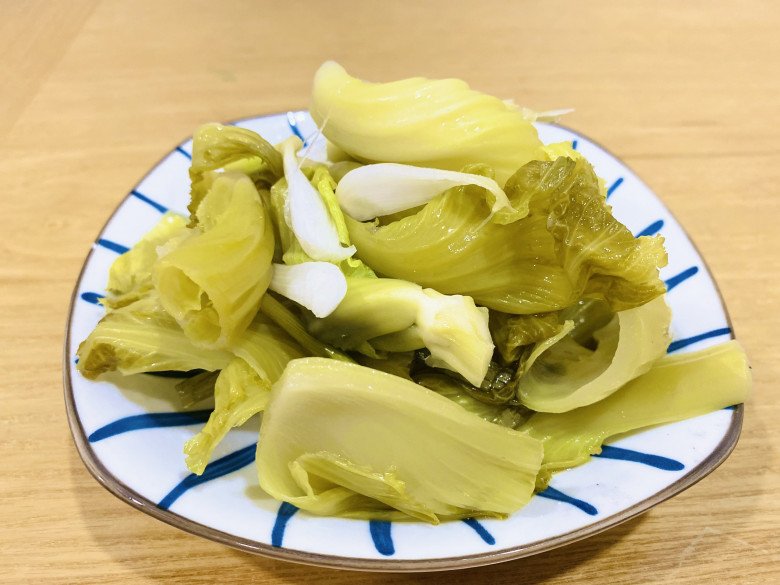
461,518,496,545
369,521,395,556
537,487,598,516
175,146,192,160
287,112,307,145
595,445,684,471
665,266,699,292
635,219,664,237
158,443,256,510
80,291,105,305
271,502,299,547
667,327,732,353
131,190,168,213
96,239,129,254
88,410,212,442
606,177,624,199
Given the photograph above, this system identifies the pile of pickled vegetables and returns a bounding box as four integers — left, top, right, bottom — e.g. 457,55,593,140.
77,62,750,524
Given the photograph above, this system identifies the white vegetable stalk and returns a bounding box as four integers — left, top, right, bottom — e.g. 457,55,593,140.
269,262,347,318
282,138,356,262
335,163,514,221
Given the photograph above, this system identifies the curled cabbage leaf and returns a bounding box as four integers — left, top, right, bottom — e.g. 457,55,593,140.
256,358,543,523
188,123,283,222
310,61,544,185
517,296,671,412
489,311,564,363
103,212,188,310
184,319,305,474
155,172,274,349
348,156,667,314
335,163,517,223
76,295,232,379
309,277,493,386
521,340,751,488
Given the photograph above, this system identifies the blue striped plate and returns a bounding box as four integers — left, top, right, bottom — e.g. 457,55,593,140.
64,112,742,571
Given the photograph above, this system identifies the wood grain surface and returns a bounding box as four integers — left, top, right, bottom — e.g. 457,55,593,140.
1,1,778,583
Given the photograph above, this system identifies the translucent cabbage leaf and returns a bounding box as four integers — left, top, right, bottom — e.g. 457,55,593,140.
412,371,529,429
335,163,517,223
521,340,751,488
489,311,564,363
309,277,493,386
184,357,270,474
282,137,356,263
104,212,188,310
188,123,283,222
256,358,543,523
176,371,219,409
310,61,544,185
155,172,274,349
348,156,667,314
76,295,232,379
269,262,347,318
517,296,671,412
184,320,305,474
259,294,354,362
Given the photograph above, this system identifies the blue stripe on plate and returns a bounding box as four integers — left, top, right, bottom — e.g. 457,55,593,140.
80,291,105,305
131,190,168,213
88,410,212,442
96,239,129,254
369,520,395,556
537,486,598,516
667,327,732,353
606,177,624,199
158,443,256,510
665,266,699,292
595,445,684,471
635,219,664,237
461,518,495,545
175,146,192,160
271,502,299,547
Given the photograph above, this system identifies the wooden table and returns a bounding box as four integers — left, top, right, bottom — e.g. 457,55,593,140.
2,1,778,583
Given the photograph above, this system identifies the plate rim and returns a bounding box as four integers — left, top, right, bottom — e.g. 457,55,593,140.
62,112,744,572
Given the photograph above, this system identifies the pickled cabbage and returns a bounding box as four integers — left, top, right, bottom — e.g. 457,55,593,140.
256,358,543,523
522,341,751,487
155,172,274,349
311,62,544,184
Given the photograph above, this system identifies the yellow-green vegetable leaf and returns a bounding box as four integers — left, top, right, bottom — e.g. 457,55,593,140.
184,358,269,474
188,123,283,222
489,311,564,363
546,158,668,311
259,294,354,362
309,277,493,386
310,61,545,185
155,172,274,349
104,212,188,310
521,340,751,488
335,163,517,223
184,320,305,474
348,157,666,314
517,297,671,412
256,358,543,523
76,295,232,379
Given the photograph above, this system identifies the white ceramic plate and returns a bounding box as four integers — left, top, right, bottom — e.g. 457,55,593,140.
64,112,742,571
